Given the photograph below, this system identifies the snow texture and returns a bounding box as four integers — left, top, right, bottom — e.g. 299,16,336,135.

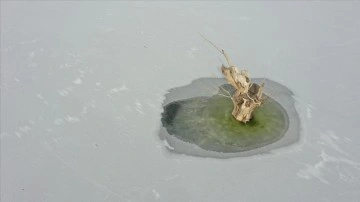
1,1,360,202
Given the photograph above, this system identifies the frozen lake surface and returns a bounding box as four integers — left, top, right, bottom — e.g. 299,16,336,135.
1,2,360,201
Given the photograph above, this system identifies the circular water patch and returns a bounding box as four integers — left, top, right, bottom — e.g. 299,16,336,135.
159,78,300,158
162,94,289,153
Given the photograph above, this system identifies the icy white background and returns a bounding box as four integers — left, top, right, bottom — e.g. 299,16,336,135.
1,1,360,202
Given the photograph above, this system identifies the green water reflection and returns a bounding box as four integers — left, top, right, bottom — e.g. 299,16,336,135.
162,93,289,153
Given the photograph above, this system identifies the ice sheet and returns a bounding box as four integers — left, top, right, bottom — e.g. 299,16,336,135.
1,1,360,201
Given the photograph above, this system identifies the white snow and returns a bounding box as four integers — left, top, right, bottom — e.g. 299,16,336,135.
163,139,174,150
36,93,44,100
73,77,82,84
2,2,360,202
306,104,313,119
28,51,35,58
54,118,63,125
65,116,80,123
58,90,69,96
152,189,161,200
187,47,199,58
108,84,129,96
135,100,144,114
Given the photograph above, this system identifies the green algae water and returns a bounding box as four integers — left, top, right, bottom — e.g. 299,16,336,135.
162,92,289,153
159,78,300,158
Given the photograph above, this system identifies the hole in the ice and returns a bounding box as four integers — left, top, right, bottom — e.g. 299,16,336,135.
159,78,301,158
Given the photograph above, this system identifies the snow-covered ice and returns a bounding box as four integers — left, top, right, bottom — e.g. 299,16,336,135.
1,1,360,202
